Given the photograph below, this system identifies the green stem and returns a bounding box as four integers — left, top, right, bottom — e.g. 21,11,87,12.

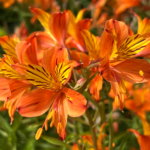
86,109,98,150
86,62,100,69
100,101,105,123
108,100,113,150
74,120,82,150
84,91,104,124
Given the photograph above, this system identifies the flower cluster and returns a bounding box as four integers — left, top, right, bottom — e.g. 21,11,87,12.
1,1,150,149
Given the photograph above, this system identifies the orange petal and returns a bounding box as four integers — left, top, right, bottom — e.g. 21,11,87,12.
17,89,56,117
110,73,129,111
128,129,150,150
67,10,76,39
42,47,69,76
141,118,150,136
62,87,87,117
107,19,129,47
72,144,79,150
82,134,93,145
100,19,128,59
115,0,139,15
49,11,69,47
16,32,41,65
77,19,92,30
112,59,150,83
89,74,103,101
4,79,31,122
0,78,11,101
33,32,56,50
135,43,150,58
67,10,88,52
75,9,86,23
135,13,150,34
53,94,67,139
0,36,18,58
15,41,31,63
25,33,40,65
70,51,89,68
30,7,50,32
97,122,107,148
0,55,23,80
125,100,137,112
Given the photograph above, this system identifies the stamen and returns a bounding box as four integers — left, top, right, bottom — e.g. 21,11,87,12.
35,128,43,140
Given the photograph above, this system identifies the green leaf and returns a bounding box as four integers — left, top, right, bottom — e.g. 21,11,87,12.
41,135,72,148
29,121,43,128
70,117,89,126
119,133,129,150
113,131,128,141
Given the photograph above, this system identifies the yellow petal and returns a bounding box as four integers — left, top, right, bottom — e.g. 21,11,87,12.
0,55,23,79
30,7,50,32
0,36,18,58
135,13,150,34
24,64,60,91
111,33,150,61
55,61,79,85
81,30,100,60
76,9,86,23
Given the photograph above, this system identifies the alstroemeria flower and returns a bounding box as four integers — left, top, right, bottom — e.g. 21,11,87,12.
30,7,69,48
125,88,150,119
16,47,87,140
0,34,43,122
81,19,150,110
30,7,92,52
114,0,140,15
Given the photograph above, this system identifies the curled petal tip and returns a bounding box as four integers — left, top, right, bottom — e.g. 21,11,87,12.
10,118,14,125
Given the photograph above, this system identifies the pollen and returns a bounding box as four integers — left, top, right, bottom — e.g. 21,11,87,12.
57,122,63,135
35,128,43,140
47,110,55,120
139,70,144,76
66,95,72,101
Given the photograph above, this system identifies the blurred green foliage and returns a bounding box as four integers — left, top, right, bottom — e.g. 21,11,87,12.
0,0,150,150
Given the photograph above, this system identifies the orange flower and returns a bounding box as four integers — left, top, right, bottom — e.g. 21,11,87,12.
30,7,92,52
114,0,140,15
30,7,69,48
16,47,87,140
125,88,150,119
81,19,150,110
0,35,40,122
0,0,15,8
